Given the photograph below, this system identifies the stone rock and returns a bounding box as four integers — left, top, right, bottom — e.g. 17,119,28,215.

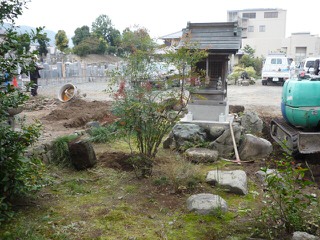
186,193,228,214
68,140,97,170
255,169,279,184
241,80,250,86
241,110,263,134
239,134,273,160
208,125,226,140
292,231,320,240
209,124,242,158
86,121,100,128
185,148,219,163
206,170,248,195
171,123,207,150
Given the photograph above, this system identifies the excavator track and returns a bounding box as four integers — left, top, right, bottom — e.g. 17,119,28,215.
271,118,320,154
271,118,299,154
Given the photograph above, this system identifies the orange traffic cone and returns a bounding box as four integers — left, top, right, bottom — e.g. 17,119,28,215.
12,76,18,87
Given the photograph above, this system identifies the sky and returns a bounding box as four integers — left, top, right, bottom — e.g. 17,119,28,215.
15,0,320,43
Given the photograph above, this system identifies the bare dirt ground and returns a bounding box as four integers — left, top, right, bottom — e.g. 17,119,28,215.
18,80,283,143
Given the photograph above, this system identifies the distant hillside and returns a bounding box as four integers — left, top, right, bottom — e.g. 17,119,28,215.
2,23,56,46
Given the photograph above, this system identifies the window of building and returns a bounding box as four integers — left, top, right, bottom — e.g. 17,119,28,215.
259,25,266,32
296,47,307,60
264,12,278,18
248,26,254,32
242,12,256,19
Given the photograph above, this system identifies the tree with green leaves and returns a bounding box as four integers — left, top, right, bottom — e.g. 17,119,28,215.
91,14,121,55
243,44,255,58
72,25,91,46
55,29,69,52
239,44,264,76
73,35,107,56
121,25,155,55
37,31,50,58
0,0,46,223
91,14,112,42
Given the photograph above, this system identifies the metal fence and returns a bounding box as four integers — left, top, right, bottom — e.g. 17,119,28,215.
17,61,115,89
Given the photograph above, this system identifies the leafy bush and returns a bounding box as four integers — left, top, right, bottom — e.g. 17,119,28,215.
257,156,320,238
112,85,182,177
0,118,44,223
227,66,257,84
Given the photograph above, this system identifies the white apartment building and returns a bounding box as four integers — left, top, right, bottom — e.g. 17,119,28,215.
227,8,287,57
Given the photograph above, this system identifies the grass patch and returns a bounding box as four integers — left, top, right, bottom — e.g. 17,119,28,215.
50,134,79,167
1,138,318,239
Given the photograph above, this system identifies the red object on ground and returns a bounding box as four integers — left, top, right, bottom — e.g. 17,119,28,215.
12,76,18,87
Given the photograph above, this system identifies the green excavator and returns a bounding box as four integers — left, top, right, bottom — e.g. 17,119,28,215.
270,71,320,155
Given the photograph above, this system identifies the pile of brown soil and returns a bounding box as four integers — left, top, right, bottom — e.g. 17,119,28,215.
98,151,134,171
43,98,116,128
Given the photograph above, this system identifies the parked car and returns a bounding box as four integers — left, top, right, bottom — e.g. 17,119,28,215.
297,56,320,74
261,54,292,86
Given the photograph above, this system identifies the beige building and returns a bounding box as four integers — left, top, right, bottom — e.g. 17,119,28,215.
281,32,320,62
227,8,287,57
161,8,320,64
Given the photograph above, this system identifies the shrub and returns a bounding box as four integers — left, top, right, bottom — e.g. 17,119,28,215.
0,118,44,223
257,156,320,238
0,0,56,224
112,85,183,177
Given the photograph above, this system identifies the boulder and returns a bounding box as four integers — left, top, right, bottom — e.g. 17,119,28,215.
206,170,248,195
255,168,279,185
292,231,320,240
239,134,273,160
68,140,97,170
170,123,207,150
185,148,219,163
209,124,242,158
187,193,228,215
208,125,226,140
241,110,263,134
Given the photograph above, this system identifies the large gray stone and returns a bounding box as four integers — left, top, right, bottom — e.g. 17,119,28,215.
171,123,207,150
239,134,273,160
292,231,320,240
208,125,226,140
209,124,242,158
255,168,279,185
185,148,219,163
241,110,263,134
206,170,248,195
186,193,228,214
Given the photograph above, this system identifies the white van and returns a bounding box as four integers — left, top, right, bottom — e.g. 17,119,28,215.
261,54,292,85
297,57,320,74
